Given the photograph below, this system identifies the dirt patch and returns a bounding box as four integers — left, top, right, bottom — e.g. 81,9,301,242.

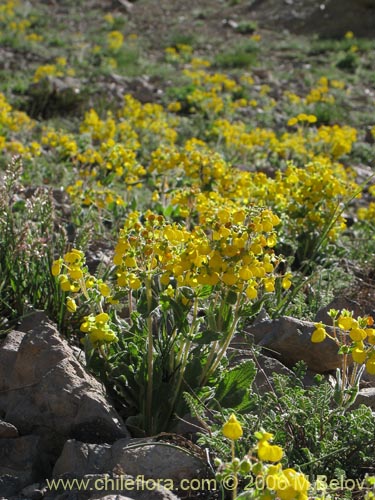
126,0,375,44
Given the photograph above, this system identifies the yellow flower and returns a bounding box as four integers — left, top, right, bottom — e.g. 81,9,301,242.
51,259,62,277
99,283,111,297
69,267,83,280
107,30,124,52
281,274,292,290
66,297,77,313
349,327,367,342
352,347,367,364
338,315,355,330
222,414,243,441
311,324,327,343
258,440,283,462
366,358,375,375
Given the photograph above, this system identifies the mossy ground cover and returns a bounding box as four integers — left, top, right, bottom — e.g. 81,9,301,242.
1,1,375,498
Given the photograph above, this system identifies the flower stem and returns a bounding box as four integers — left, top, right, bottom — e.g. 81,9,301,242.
145,275,154,434
231,440,237,500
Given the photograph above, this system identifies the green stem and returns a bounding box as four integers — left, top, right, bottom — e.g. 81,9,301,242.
145,275,154,434
201,293,242,385
231,440,237,500
168,298,199,421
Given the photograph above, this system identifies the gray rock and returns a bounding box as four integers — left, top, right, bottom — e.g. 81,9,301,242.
246,316,342,372
21,482,45,500
0,419,19,438
0,330,26,412
3,312,128,464
53,440,112,478
53,438,207,485
0,435,45,497
354,387,375,410
110,441,207,483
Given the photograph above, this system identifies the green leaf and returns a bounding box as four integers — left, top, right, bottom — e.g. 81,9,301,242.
226,290,238,305
194,329,221,344
215,360,256,411
196,285,213,298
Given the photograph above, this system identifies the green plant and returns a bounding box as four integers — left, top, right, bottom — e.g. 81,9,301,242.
311,309,375,407
0,157,66,331
196,363,375,482
52,203,291,435
214,41,258,69
214,414,310,500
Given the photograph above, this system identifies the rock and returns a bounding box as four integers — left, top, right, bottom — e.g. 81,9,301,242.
354,387,375,410
246,316,342,372
0,330,26,413
53,440,113,478
3,311,129,465
53,438,208,485
0,435,45,497
21,482,45,500
0,419,19,438
110,441,207,483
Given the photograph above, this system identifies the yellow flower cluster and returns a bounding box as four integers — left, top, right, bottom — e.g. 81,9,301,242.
257,432,311,500
42,128,78,158
165,44,193,64
33,57,75,83
52,249,118,345
113,203,284,297
357,202,375,222
249,160,358,240
106,30,124,52
66,180,128,208
311,310,375,375
0,93,34,133
213,117,357,164
287,113,317,127
0,0,43,44
262,463,310,500
305,76,337,105
0,92,37,158
219,417,310,500
80,312,118,345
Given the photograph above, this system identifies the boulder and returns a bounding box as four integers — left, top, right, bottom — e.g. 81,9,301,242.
53,438,207,485
0,419,19,438
245,316,342,372
109,440,207,483
53,440,112,478
0,435,46,497
0,330,26,413
2,312,129,465
354,387,375,410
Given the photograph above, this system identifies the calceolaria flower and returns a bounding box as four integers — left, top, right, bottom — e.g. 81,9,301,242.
256,431,283,462
222,414,243,441
311,323,327,343
66,297,77,313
